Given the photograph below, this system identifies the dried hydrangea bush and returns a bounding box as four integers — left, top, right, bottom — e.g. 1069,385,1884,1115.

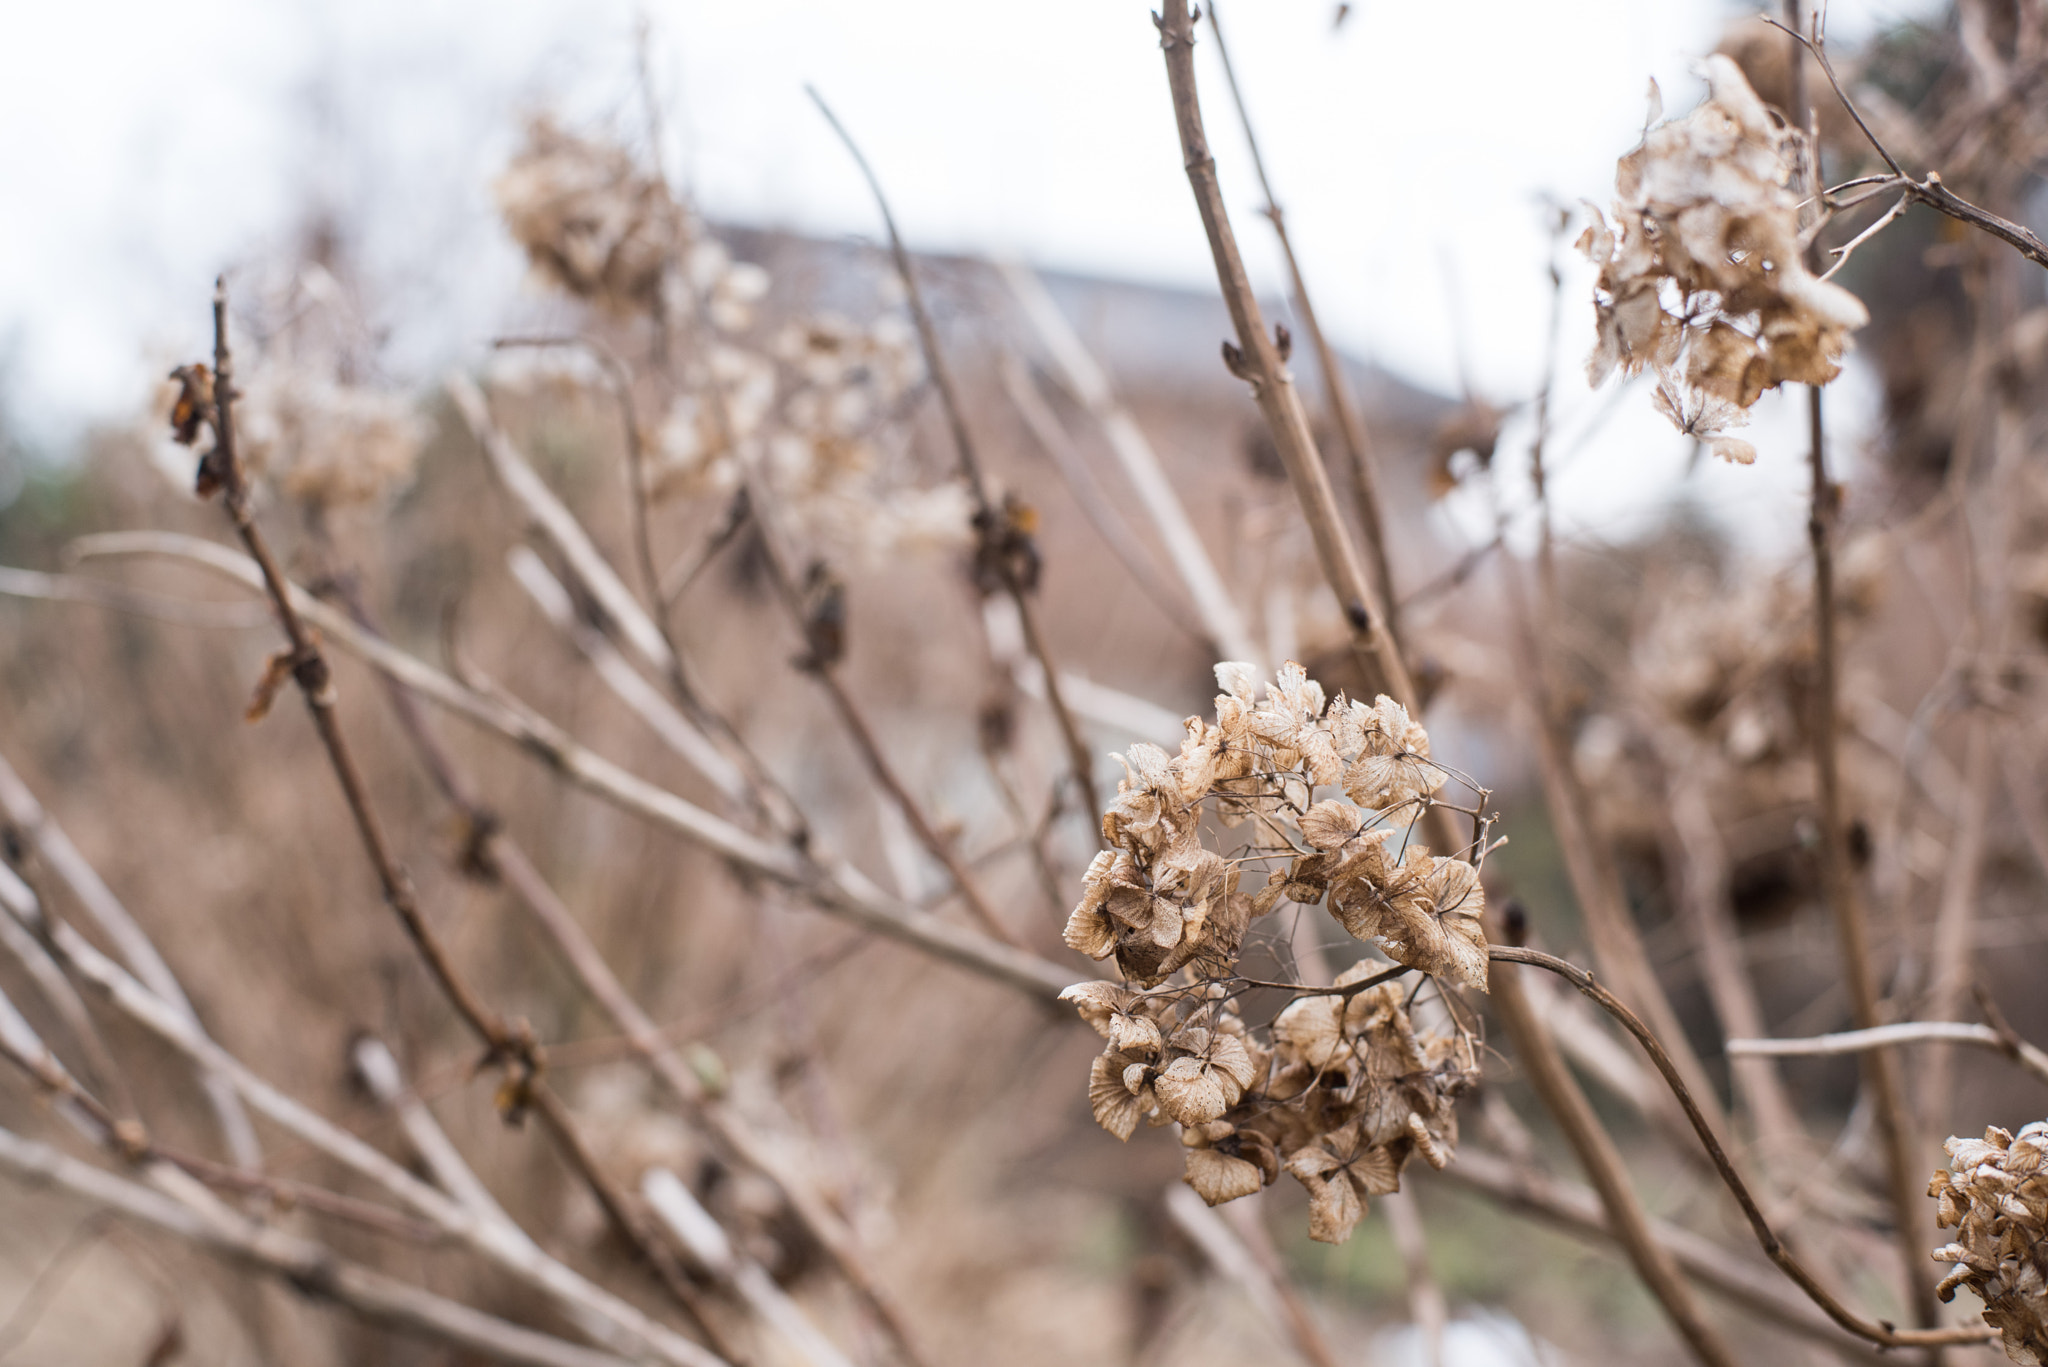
1933,1122,2048,1364
1580,56,1870,464
1060,662,1487,1242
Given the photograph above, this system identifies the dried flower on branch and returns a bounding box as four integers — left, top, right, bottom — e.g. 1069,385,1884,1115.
1581,56,1870,465
496,117,677,313
1932,1122,2048,1364
1060,663,1484,1242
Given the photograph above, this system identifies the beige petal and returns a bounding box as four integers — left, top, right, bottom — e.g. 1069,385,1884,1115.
1059,981,1133,1038
1108,1012,1164,1058
1272,995,1347,1071
1214,662,1259,701
1088,1054,1142,1141
1285,1146,1365,1244
1407,1111,1453,1170
1184,1147,1265,1206
1299,800,1367,852
1209,1033,1258,1100
1154,1056,1231,1126
1062,903,1118,959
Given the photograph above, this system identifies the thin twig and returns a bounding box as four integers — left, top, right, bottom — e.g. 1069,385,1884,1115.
1164,1186,1341,1367
325,567,935,1367
995,350,1209,643
998,261,1258,664
1485,940,1741,1366
643,1169,859,1367
1764,15,2048,272
1205,0,1400,641
67,532,1076,1000
1,888,724,1366
1802,335,1938,1342
1650,732,1807,1159
1442,1149,1892,1365
0,750,262,1171
196,282,736,1354
806,87,1101,820
1924,715,1995,1123
1492,944,1995,1351
1153,1,1411,712
1729,1021,2048,1086
448,374,808,840
0,1124,638,1367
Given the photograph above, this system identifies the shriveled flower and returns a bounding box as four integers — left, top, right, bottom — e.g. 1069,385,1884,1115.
1286,1120,1401,1243
1931,1121,2048,1364
1153,1028,1258,1127
496,117,675,312
1329,845,1490,991
1340,695,1446,817
1182,1121,1271,1206
1581,56,1868,462
1061,661,1488,1244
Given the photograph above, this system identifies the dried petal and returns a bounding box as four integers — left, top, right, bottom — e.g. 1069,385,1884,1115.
1185,1146,1266,1206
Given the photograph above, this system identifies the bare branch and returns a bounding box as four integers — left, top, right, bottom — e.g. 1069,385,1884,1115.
1492,944,1996,1351
1729,1022,2048,1086
0,1124,638,1367
66,532,1079,1000
806,86,1102,819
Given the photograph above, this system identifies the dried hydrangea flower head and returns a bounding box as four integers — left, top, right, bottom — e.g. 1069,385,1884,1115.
1061,662,1485,1242
496,117,677,313
651,306,971,563
1932,1121,2048,1364
1581,56,1869,464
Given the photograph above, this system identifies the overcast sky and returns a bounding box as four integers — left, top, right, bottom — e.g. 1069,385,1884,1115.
0,0,1935,545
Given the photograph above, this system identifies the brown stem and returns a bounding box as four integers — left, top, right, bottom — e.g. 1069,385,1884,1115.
1491,944,1991,1351
1444,1149,1893,1365
1496,540,1730,1141
1205,0,1400,641
1654,739,1806,1159
805,87,1100,821
1485,943,1742,1366
1923,712,1993,1127
1806,385,1940,1345
1153,2,1411,711
330,574,936,1367
200,282,735,1357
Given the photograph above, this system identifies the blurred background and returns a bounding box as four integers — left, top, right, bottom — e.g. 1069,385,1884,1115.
2,0,2046,1364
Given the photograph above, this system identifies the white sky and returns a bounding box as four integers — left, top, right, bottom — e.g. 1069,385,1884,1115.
0,0,1935,548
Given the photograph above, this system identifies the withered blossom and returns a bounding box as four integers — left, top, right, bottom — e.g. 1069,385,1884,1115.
1581,56,1869,464
1059,663,1485,1241
495,118,676,313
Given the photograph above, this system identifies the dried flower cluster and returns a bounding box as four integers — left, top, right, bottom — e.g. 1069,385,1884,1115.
494,117,970,563
1580,56,1869,464
496,117,678,313
1060,663,1485,1241
1932,1122,2048,1364
154,358,426,508
651,311,973,561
